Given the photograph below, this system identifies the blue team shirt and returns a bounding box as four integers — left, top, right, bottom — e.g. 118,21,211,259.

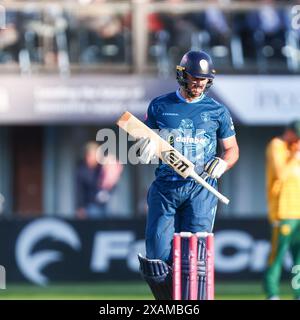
144,90,236,181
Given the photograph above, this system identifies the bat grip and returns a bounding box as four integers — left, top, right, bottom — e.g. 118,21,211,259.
189,171,230,205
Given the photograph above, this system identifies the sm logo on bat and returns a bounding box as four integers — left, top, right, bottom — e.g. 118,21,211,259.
161,150,190,174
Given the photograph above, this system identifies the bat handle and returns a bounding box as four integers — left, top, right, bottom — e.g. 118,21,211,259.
189,171,230,205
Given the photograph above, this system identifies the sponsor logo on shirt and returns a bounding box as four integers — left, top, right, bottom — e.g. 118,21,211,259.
162,113,179,116
175,136,206,144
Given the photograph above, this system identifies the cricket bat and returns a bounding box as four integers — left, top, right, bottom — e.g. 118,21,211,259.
117,111,230,205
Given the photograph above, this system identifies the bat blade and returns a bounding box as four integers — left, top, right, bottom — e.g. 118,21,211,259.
117,111,194,178
117,111,230,205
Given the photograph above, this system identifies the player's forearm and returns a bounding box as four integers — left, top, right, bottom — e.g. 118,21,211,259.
222,145,239,170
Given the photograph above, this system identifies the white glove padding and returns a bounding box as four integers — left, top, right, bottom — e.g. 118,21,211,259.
204,157,228,179
136,137,157,164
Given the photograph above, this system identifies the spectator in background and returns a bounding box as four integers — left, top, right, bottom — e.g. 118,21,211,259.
231,0,288,66
264,121,300,300
76,141,123,219
79,10,126,64
247,0,287,63
0,11,20,63
190,0,230,48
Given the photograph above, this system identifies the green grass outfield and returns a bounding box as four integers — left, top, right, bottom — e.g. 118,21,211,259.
0,281,295,300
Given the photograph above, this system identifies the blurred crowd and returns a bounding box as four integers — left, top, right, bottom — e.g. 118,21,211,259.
0,2,130,70
0,0,299,73
148,0,300,73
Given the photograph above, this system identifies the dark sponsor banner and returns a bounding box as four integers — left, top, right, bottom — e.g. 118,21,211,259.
0,217,292,284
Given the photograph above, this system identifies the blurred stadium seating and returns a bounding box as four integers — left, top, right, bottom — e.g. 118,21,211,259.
0,0,299,75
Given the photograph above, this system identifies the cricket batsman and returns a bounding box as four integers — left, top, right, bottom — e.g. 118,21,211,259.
137,50,239,299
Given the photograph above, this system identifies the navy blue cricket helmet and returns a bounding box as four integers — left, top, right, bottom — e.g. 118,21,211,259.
176,50,216,90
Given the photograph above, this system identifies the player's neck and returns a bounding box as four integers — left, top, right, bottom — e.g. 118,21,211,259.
179,88,203,103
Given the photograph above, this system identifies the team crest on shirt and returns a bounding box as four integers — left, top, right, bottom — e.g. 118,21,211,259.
201,112,210,122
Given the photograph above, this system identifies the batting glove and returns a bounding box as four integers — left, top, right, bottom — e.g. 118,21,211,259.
204,157,228,179
136,137,157,164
